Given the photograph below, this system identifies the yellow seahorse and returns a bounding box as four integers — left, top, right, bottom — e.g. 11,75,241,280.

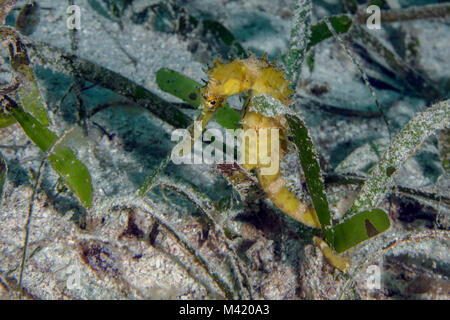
199,55,320,228
199,55,349,271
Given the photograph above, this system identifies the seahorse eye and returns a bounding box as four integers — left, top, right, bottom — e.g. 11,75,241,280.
206,96,218,108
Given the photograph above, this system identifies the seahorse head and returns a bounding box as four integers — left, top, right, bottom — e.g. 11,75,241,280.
200,54,293,113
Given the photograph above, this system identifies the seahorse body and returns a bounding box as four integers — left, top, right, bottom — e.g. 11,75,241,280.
241,111,320,228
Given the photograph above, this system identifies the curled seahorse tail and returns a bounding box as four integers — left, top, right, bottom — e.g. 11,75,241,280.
313,237,349,272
